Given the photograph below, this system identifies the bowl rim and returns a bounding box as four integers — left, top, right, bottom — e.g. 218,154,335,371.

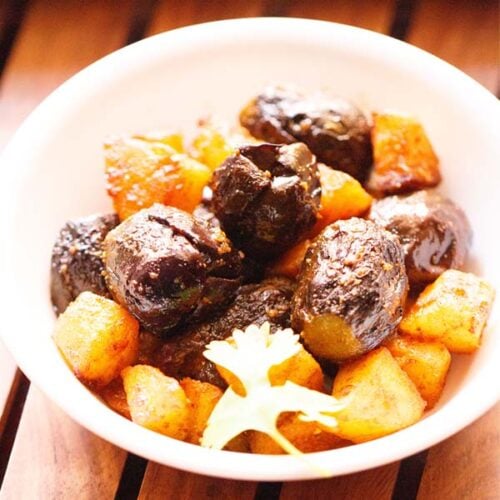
0,17,499,481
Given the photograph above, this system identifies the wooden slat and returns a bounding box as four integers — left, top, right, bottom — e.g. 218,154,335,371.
417,404,500,499
285,0,395,33
280,463,400,500
0,0,136,492
407,0,499,93
147,0,264,35
0,387,127,499
138,465,258,500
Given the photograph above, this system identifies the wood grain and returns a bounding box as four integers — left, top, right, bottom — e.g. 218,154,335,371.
407,0,499,93
0,387,127,499
147,0,264,35
417,404,500,500
138,465,258,500
285,0,395,33
280,462,400,500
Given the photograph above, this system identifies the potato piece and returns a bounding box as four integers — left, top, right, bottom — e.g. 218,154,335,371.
270,239,310,279
217,347,324,396
224,432,251,452
311,164,372,236
122,365,189,439
100,378,131,419
250,413,348,454
180,378,223,444
191,125,236,171
53,291,139,387
399,270,495,353
386,336,451,409
367,112,441,195
332,347,425,442
105,134,211,220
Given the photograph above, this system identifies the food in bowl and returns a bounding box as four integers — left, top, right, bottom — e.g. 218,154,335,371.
50,85,495,458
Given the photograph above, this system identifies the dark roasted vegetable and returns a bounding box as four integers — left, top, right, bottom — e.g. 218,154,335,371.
292,218,408,363
369,190,472,287
240,86,372,181
50,213,119,314
154,277,295,386
103,204,242,336
210,142,321,261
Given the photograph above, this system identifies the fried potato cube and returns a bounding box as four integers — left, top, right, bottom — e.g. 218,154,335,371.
191,125,237,171
249,413,348,454
100,378,131,419
224,432,251,452
367,112,441,195
270,239,311,279
385,336,451,409
217,347,324,396
399,270,495,353
180,378,223,444
122,365,189,439
332,347,425,442
311,164,372,236
53,291,139,387
105,134,211,220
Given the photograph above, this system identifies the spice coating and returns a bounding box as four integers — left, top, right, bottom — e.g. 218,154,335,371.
369,190,472,287
240,86,372,181
154,277,295,386
103,204,242,336
292,218,408,362
211,142,321,261
50,213,119,314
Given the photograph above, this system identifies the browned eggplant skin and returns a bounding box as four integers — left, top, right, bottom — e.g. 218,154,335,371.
50,213,119,314
239,86,372,182
210,142,321,261
291,218,408,363
103,204,243,336
154,277,295,387
369,190,472,287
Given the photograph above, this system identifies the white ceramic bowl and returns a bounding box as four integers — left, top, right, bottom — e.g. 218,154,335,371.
1,18,499,481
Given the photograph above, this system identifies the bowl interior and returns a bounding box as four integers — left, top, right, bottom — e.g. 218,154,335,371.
1,18,499,481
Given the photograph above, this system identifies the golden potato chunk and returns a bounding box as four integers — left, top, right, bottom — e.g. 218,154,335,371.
53,291,139,387
399,270,495,353
217,347,324,396
250,413,348,454
311,164,372,236
100,378,131,419
105,133,211,220
367,112,441,195
386,336,451,409
122,365,189,439
332,347,425,442
270,239,311,279
180,378,223,444
191,124,236,171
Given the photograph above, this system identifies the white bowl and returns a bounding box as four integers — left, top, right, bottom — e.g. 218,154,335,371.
1,18,499,481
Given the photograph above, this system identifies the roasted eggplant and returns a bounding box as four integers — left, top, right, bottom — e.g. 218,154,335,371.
103,204,242,336
240,86,372,181
155,277,295,386
210,142,321,261
50,213,119,314
369,190,472,287
292,218,408,363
